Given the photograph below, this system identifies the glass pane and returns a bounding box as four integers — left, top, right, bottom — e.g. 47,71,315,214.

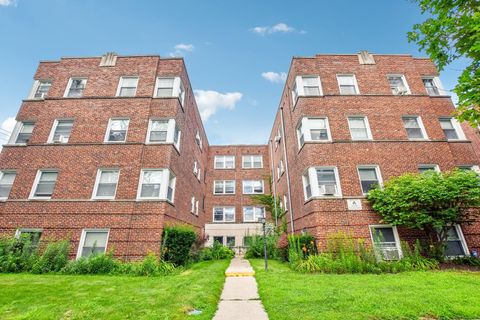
310,129,328,140
109,130,126,141
351,128,368,140
214,182,223,194
142,171,162,183
213,236,223,244
340,85,357,94
304,87,320,95
99,171,119,183
40,172,58,182
122,77,138,87
316,169,336,184
225,208,235,222
309,118,326,129
403,117,420,128
151,120,168,131
84,231,108,247
243,207,254,221
226,237,235,247
444,129,459,140
150,131,167,142
0,185,13,198
445,240,465,256
21,123,34,134
96,184,116,197
225,181,235,193
110,120,129,131
349,118,366,129
157,88,173,97
214,208,224,221
1,172,16,184
119,87,136,96
337,75,355,85
82,246,105,257
406,128,424,139
140,184,161,198
372,227,395,243
359,168,377,180
157,78,174,87
34,182,55,197
419,166,436,173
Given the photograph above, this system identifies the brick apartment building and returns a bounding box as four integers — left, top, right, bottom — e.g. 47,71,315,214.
0,51,479,260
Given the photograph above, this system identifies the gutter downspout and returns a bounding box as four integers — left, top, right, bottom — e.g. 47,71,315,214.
280,106,295,234
269,139,279,227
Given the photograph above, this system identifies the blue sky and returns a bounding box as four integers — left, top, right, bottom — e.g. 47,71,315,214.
0,0,467,145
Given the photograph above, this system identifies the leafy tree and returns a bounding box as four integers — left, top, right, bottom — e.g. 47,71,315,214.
367,169,480,259
408,0,480,126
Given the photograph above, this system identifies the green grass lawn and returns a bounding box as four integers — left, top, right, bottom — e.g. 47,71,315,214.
250,259,480,320
0,260,229,320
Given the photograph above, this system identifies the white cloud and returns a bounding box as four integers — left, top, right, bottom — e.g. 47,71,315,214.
0,117,16,147
251,23,302,35
0,0,17,6
194,90,242,121
261,71,287,83
170,43,195,57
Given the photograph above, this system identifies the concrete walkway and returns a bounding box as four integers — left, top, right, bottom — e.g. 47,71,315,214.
213,256,269,320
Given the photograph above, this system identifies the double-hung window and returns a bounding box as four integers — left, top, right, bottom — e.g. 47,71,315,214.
137,169,176,202
358,166,382,194
422,77,443,96
277,159,285,179
402,116,427,140
302,167,342,200
242,155,263,169
92,169,119,199
242,180,264,194
65,78,87,98
105,118,129,143
243,207,265,222
347,116,372,140
213,207,235,222
77,229,109,259
439,118,465,140
116,76,139,97
0,171,16,200
30,170,58,199
337,74,359,95
387,74,410,95
297,117,331,146
154,77,185,105
370,225,402,260
214,155,235,169
48,119,74,143
214,180,235,195
10,121,35,145
29,80,51,99
146,119,181,150
291,75,323,105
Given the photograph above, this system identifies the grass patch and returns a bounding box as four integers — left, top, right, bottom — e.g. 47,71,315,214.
0,260,229,320
251,259,480,320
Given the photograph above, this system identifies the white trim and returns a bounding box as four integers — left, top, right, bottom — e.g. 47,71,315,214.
0,170,16,201
347,116,372,141
154,76,184,107
402,115,429,140
242,180,265,194
357,165,383,195
297,117,332,146
387,74,411,95
91,169,120,200
212,206,236,223
115,76,139,97
104,118,130,143
336,74,360,95
304,166,342,199
29,169,58,200
63,77,87,98
76,228,110,259
369,225,403,260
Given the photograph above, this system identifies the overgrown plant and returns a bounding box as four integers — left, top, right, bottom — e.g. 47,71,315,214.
245,234,279,259
31,240,70,274
0,235,39,273
161,225,197,266
367,169,480,261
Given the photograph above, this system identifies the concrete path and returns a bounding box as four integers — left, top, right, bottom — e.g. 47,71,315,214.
213,256,269,320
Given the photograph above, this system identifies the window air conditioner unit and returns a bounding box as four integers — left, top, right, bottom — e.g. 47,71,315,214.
319,184,336,196
393,88,408,95
54,135,68,143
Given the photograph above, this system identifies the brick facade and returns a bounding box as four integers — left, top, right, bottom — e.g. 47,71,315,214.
1,52,479,260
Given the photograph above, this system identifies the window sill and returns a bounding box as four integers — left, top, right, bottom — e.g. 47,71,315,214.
213,193,236,196
28,197,53,201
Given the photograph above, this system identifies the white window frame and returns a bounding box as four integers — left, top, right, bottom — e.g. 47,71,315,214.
303,166,342,200
402,116,429,140
444,224,470,258
297,117,332,147
347,116,372,141
283,195,288,212
0,170,16,201
242,180,264,195
104,118,130,143
47,119,74,144
154,76,185,106
29,169,58,200
214,180,235,195
28,79,52,100
214,155,235,169
418,164,441,173
76,228,110,259
357,165,383,195
422,76,445,96
213,207,235,223
8,121,35,145
136,169,174,201
145,118,181,150
292,75,323,106
336,74,360,95
191,196,196,214
369,225,403,260
439,117,466,141
91,169,120,200
387,74,411,95
277,159,285,180
116,76,139,97
243,206,265,222
64,77,87,98
242,155,263,169
195,130,203,150
195,200,199,216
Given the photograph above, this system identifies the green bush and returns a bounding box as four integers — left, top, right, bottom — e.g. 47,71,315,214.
31,240,70,274
62,251,120,275
161,225,197,266
451,256,480,267
245,235,279,259
0,235,39,273
196,242,234,261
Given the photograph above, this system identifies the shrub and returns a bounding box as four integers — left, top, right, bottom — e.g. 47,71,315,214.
0,235,39,273
196,242,234,261
161,225,197,266
245,235,279,259
451,256,480,267
31,240,70,274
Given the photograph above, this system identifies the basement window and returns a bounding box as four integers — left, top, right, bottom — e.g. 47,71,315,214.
77,229,109,259
370,225,402,260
